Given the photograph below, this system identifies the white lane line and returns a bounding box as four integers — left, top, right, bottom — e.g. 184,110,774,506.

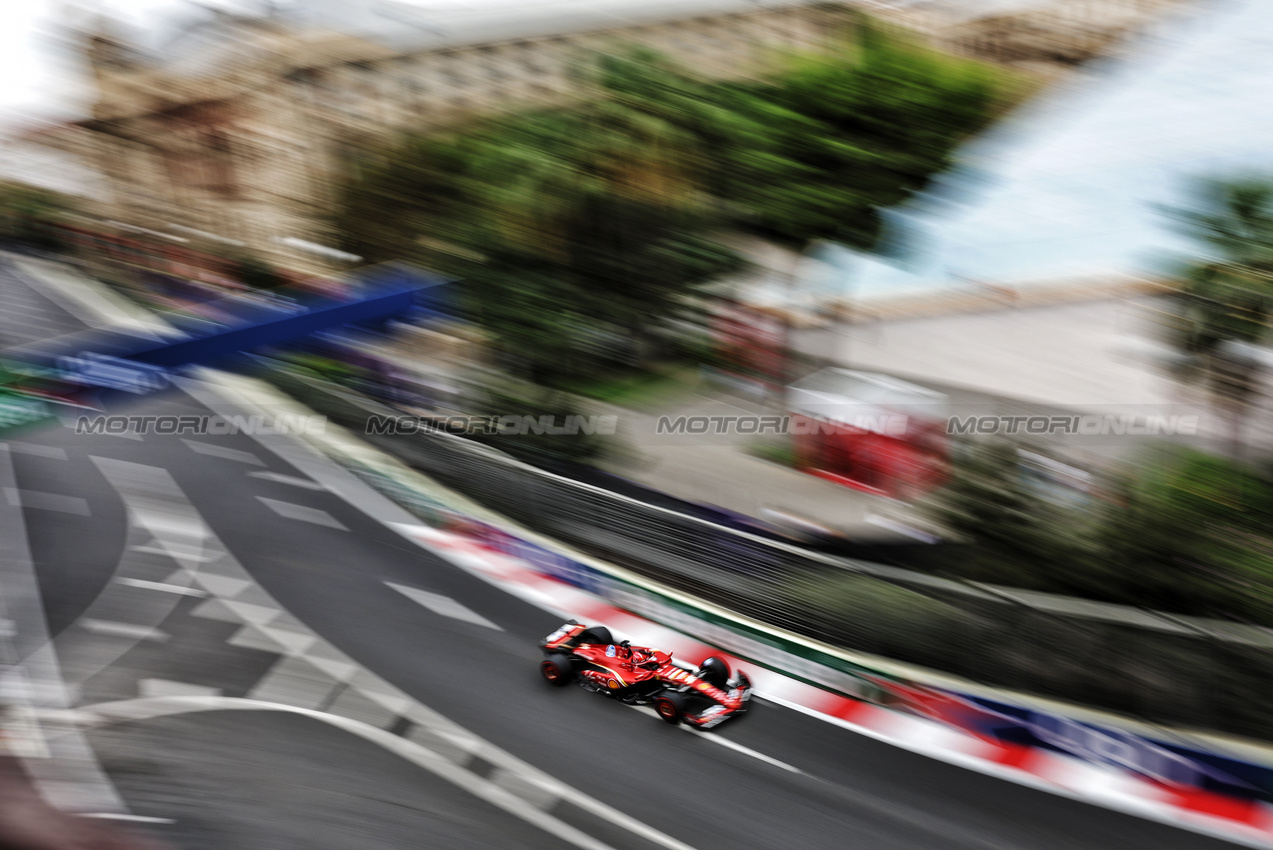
4,488,91,515
115,578,207,597
138,679,222,699
191,575,251,598
385,582,503,631
625,705,802,774
255,497,348,530
181,439,264,466
8,443,68,460
129,545,219,563
80,814,177,825
86,695,670,850
248,471,327,490
179,372,1273,850
689,731,803,774
79,620,170,642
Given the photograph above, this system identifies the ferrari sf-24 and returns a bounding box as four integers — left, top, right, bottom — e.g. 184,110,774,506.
539,621,752,728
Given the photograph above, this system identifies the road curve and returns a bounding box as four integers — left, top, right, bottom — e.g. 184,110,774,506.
7,385,1243,850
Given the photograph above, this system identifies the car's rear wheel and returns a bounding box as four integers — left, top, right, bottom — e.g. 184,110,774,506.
654,692,687,725
541,654,574,686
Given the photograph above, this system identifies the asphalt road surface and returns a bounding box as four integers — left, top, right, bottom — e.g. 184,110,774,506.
2,384,1241,850
0,257,88,351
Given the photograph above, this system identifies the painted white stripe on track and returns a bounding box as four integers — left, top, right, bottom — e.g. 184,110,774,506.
84,696,701,850
181,440,264,465
79,620,170,642
8,443,68,460
689,731,803,774
248,471,327,490
256,497,348,530
4,488,90,515
625,705,802,774
116,578,207,597
81,814,177,825
178,370,1273,850
385,581,503,631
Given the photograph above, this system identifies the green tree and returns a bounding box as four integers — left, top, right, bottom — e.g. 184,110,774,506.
1094,449,1273,620
1164,178,1273,455
933,441,1096,591
712,24,1003,249
231,253,287,290
0,181,76,251
332,34,1007,391
932,442,1273,623
334,57,742,392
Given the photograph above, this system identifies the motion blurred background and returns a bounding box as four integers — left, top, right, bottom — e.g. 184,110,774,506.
4,0,1273,847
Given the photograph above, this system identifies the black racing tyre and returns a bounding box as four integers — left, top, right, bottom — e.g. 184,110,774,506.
576,626,614,646
698,656,731,690
653,691,687,725
540,654,574,686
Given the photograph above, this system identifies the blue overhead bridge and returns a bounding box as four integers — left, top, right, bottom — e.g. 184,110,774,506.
1,263,453,418
130,264,449,369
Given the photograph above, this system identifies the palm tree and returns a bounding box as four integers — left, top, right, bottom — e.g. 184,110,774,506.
1165,178,1273,458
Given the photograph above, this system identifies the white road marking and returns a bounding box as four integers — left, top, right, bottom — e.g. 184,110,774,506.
625,705,802,773
115,578,207,597
79,621,169,642
191,575,251,598
385,582,503,631
8,443,68,460
4,488,90,515
220,600,282,625
177,371,1273,850
688,730,803,774
181,439,264,465
80,813,177,825
138,679,222,698
248,471,327,490
256,497,348,530
129,545,219,563
256,625,318,654
86,695,700,850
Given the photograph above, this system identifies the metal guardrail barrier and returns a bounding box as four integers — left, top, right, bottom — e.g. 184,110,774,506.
268,368,1273,740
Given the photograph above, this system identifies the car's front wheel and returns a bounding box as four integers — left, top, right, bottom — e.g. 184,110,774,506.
653,692,687,725
540,654,574,686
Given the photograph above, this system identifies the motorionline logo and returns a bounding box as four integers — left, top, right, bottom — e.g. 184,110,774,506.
365,414,619,436
946,414,1200,436
655,415,909,436
74,414,328,435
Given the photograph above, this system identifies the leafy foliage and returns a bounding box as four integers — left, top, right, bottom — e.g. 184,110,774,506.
931,443,1273,623
337,82,742,390
1166,178,1273,356
231,253,288,290
332,28,1007,391
0,181,76,251
1162,178,1273,430
708,26,1003,248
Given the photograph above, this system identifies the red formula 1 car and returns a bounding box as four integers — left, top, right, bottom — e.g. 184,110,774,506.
539,621,752,729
